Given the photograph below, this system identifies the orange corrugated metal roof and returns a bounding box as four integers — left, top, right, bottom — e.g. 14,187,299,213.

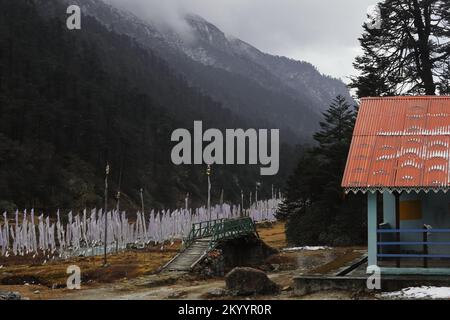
342,96,450,193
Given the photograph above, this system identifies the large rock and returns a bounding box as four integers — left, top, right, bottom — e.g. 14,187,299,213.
219,236,278,269
0,291,22,300
205,288,228,298
225,267,280,296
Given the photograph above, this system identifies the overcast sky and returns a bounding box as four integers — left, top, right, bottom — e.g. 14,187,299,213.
105,0,377,82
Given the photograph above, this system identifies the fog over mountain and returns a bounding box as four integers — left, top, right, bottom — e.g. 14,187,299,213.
5,0,303,210
60,0,353,142
103,0,194,37
102,0,376,80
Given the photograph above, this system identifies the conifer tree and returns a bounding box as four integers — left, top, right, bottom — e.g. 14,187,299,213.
351,0,450,97
280,96,365,245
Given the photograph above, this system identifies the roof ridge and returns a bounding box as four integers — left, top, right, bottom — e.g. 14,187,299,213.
361,96,450,101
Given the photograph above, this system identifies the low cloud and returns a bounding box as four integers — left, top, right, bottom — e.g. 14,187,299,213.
103,0,192,37
102,0,377,80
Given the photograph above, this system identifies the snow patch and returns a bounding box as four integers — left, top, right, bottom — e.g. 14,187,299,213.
282,246,331,252
382,286,450,300
183,47,216,66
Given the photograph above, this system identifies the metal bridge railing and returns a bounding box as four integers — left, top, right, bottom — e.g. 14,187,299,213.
184,217,258,250
208,217,258,250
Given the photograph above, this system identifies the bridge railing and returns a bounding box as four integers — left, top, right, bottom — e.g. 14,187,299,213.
184,218,226,247
208,217,258,249
184,217,257,250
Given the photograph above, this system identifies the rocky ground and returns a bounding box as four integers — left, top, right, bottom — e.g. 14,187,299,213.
0,222,372,300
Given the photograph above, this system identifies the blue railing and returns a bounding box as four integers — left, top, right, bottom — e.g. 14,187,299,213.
377,227,450,266
378,229,450,234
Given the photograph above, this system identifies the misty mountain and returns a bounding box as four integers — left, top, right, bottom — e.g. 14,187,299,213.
58,0,353,142
181,14,352,113
1,0,301,211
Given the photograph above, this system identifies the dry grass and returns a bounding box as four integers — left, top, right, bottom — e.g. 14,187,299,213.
308,248,366,275
257,222,286,249
0,242,180,297
0,222,369,300
0,221,291,299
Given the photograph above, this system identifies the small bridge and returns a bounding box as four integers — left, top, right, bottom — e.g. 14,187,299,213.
162,217,259,272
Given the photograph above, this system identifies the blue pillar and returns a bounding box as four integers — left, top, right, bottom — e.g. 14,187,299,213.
383,191,395,227
368,192,378,268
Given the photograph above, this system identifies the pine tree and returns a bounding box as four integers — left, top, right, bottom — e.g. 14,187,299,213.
351,0,450,97
276,152,320,220
312,95,357,207
280,96,365,246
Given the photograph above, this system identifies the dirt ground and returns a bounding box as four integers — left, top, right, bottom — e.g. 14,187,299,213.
0,222,370,300
0,243,181,299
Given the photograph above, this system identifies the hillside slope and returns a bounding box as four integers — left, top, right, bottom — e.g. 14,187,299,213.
0,0,296,211
58,0,353,141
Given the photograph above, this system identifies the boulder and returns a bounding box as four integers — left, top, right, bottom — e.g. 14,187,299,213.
0,291,22,300
167,290,188,299
225,267,279,296
205,288,228,298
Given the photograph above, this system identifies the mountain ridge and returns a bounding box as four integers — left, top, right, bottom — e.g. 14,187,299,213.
182,12,351,112
58,0,353,141
2,0,302,211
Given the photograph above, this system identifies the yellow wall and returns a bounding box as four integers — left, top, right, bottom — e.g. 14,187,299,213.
400,200,422,221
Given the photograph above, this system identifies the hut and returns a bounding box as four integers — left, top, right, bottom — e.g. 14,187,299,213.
342,96,450,275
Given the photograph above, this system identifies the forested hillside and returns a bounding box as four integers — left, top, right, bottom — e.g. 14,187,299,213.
0,0,298,212
56,0,353,142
